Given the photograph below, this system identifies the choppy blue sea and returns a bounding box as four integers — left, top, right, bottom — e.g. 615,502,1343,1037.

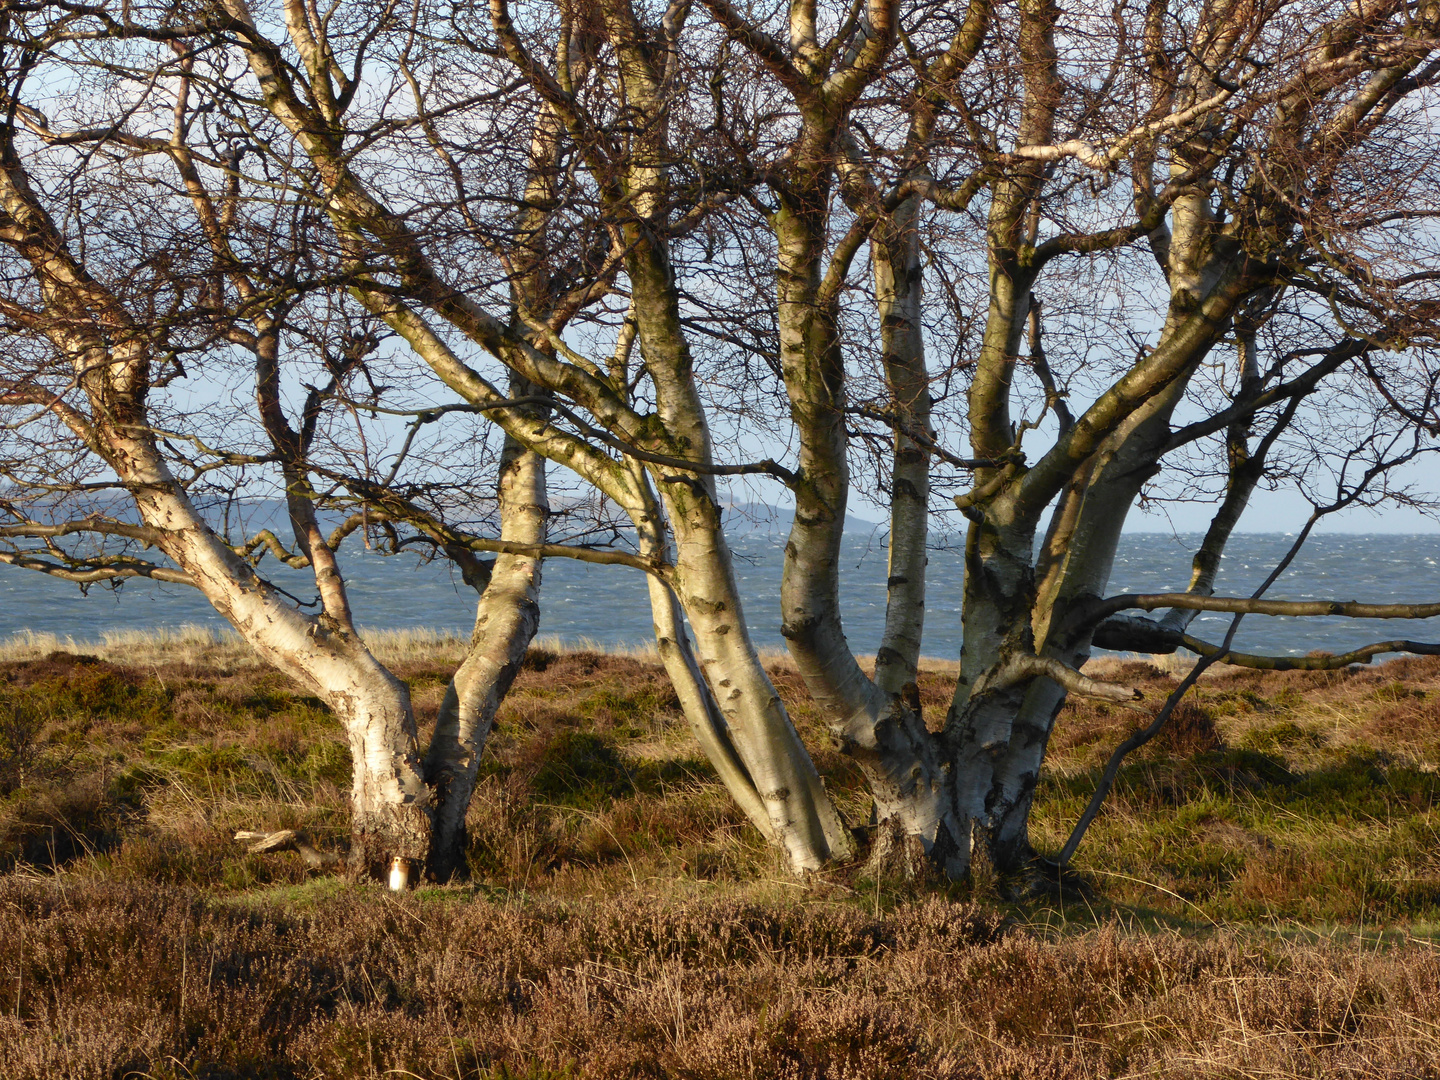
2,521,1438,660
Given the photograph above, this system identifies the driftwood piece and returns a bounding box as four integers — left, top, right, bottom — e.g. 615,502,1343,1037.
233,829,342,870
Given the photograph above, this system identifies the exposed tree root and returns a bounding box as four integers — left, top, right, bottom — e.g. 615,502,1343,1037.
998,853,1097,902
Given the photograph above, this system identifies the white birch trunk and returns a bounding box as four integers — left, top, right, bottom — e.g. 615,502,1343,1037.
960,171,1238,880
610,92,852,870
423,433,546,881
626,490,776,841
116,427,433,874
664,494,854,870
0,148,434,876
775,193,964,877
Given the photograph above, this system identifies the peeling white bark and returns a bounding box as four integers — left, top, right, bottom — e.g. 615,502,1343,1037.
128,439,432,871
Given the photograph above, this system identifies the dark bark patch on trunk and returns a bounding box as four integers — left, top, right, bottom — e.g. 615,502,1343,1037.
862,816,945,887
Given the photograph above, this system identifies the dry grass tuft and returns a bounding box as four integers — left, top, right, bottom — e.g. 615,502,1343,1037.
0,625,256,667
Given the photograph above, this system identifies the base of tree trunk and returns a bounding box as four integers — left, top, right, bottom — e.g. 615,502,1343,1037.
346,804,432,883
425,827,469,884
996,851,1096,901
862,816,947,886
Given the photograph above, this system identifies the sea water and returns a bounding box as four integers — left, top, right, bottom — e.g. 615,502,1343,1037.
2,524,1438,661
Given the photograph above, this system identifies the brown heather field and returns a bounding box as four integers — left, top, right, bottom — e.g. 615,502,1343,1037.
3,628,1440,1078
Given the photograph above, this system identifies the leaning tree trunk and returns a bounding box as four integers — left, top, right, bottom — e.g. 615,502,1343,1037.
613,118,853,871
420,81,558,881
660,485,855,870
0,149,434,877
423,431,546,881
121,427,434,876
622,471,777,841
621,231,855,871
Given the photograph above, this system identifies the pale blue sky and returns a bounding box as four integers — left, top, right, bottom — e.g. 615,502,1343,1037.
1131,490,1439,534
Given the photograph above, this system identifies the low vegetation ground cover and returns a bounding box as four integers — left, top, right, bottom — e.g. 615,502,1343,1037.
2,629,1440,1078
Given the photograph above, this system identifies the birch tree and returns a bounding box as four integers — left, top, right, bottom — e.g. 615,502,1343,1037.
21,0,1440,889
195,0,856,873
0,15,559,881
208,0,1440,884
710,0,1440,884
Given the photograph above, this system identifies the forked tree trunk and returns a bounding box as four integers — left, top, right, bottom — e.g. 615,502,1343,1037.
644,569,778,842
772,183,971,879
945,174,1248,883
605,56,853,869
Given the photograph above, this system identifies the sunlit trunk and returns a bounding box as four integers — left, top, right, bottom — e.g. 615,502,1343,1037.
115,427,433,874
623,478,777,841
663,490,854,870
424,433,546,881
0,139,435,875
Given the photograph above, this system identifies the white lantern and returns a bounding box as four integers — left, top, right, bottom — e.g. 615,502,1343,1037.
388,856,410,891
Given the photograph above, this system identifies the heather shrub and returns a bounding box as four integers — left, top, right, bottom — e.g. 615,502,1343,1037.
5,879,1440,1079
3,646,1440,1075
